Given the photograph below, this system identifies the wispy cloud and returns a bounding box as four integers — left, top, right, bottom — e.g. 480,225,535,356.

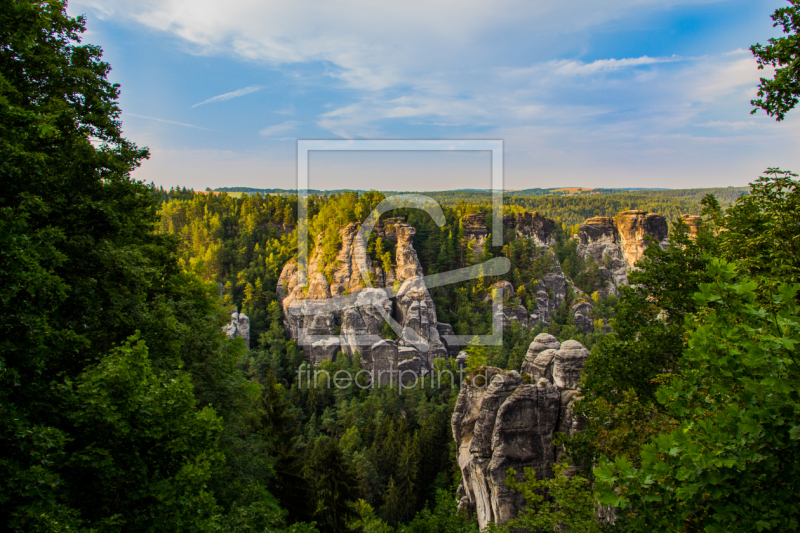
191,85,264,108
259,120,301,138
127,112,211,130
552,55,683,75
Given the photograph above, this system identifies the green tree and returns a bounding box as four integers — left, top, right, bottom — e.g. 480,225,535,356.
397,488,477,533
751,0,800,121
0,3,273,531
381,436,420,525
305,437,361,533
489,463,601,533
596,260,800,532
59,336,224,532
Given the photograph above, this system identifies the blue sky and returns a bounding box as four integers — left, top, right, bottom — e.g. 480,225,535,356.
70,0,799,191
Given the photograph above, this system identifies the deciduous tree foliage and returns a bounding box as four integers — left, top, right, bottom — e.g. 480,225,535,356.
596,261,800,532
0,2,292,531
751,0,800,121
578,171,800,532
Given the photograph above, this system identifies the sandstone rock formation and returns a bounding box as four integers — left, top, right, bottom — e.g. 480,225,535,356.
277,219,452,371
530,268,568,326
576,211,671,295
453,334,589,530
576,216,628,293
463,213,490,257
613,210,669,267
503,212,556,247
520,333,561,380
488,281,529,330
681,214,702,239
463,211,556,259
222,311,251,348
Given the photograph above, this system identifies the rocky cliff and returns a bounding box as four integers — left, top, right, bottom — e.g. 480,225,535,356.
576,211,670,295
277,219,451,373
613,210,669,267
681,214,702,239
276,208,678,369
452,333,588,530
222,311,251,348
463,211,556,258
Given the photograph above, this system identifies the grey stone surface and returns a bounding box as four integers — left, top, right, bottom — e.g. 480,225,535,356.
222,311,250,348
520,333,561,379
553,340,589,390
453,340,589,530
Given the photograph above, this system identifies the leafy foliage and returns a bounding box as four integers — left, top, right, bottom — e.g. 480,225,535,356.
488,463,601,533
596,261,800,532
751,0,800,120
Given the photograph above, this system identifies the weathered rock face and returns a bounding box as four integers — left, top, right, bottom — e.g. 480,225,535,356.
437,322,460,357
463,213,490,258
520,333,561,380
503,212,556,247
277,220,453,369
681,214,702,239
576,210,671,294
571,301,595,335
553,340,589,389
530,267,569,326
394,223,449,364
489,281,529,330
453,337,589,530
576,216,628,293
222,312,251,348
614,210,669,267
463,211,557,259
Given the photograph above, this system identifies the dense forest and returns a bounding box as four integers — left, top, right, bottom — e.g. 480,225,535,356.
3,1,800,533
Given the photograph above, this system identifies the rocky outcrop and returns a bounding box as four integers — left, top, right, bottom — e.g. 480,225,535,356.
614,210,669,267
488,281,529,330
576,216,628,294
453,334,589,530
571,301,595,335
463,213,490,257
520,333,560,380
394,223,449,363
504,212,556,247
463,211,556,259
530,267,569,326
576,211,670,295
278,220,453,370
681,214,702,239
222,311,251,348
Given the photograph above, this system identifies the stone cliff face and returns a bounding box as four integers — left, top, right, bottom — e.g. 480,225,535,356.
681,214,702,239
576,211,670,295
452,333,588,530
575,216,628,294
277,219,450,372
276,208,675,371
222,311,251,348
463,212,556,258
505,212,556,247
613,210,669,267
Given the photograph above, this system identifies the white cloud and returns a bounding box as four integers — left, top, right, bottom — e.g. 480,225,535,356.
127,112,211,130
551,55,683,75
259,120,302,137
72,0,800,189
73,0,725,92
191,85,264,108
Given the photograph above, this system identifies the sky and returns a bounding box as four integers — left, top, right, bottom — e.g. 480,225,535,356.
69,0,799,191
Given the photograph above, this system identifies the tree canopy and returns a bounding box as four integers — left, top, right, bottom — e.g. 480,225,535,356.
752,0,800,120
